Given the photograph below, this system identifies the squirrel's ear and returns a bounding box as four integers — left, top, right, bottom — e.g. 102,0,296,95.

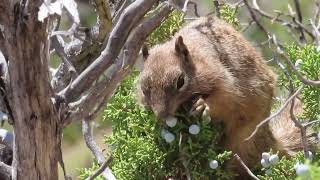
175,36,189,57
142,44,149,61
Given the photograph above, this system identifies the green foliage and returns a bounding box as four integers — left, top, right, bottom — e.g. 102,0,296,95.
257,152,305,180
103,72,167,180
257,152,320,180
219,4,240,30
147,10,184,46
101,72,233,179
278,45,320,120
78,162,104,180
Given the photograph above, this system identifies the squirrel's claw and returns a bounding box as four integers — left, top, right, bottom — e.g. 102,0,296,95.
190,98,211,121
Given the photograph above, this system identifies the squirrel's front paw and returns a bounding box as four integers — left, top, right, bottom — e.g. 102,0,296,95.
190,98,211,121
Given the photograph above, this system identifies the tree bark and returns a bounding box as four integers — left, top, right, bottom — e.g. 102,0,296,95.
2,1,61,179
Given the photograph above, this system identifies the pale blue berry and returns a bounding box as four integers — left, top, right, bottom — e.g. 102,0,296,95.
265,169,272,176
165,117,177,127
189,124,200,135
269,154,279,165
262,152,270,161
0,129,13,148
277,47,284,54
261,158,270,168
164,132,175,143
295,59,303,68
295,164,309,177
308,151,313,160
209,160,219,169
0,112,8,121
161,129,169,139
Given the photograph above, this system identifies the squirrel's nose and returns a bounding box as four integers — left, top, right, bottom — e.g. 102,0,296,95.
156,111,169,120
153,108,169,120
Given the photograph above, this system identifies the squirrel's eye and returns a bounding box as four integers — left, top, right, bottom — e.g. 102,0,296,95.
176,74,185,90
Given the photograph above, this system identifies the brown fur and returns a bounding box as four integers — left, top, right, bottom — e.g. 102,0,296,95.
137,16,318,179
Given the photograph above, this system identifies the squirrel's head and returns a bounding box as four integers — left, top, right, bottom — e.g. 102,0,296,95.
137,36,196,120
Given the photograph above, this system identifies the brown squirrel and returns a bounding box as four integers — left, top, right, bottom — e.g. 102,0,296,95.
136,16,318,178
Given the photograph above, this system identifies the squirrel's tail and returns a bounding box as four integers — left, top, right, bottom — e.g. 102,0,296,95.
270,100,319,156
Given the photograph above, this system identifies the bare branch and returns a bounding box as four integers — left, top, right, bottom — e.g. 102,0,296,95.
243,0,269,36
213,0,220,18
86,156,113,180
244,1,320,87
188,1,200,17
0,161,11,180
246,85,304,141
289,95,310,159
82,120,116,180
60,0,161,103
67,3,172,124
303,119,320,127
234,154,259,180
0,1,12,27
112,0,131,23
293,0,305,42
315,2,320,27
278,51,320,87
93,0,113,40
51,0,112,92
82,120,106,164
244,0,315,41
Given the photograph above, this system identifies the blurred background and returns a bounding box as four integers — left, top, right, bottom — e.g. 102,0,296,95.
56,0,315,179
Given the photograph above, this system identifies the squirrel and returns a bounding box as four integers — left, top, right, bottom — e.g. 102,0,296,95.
136,16,318,179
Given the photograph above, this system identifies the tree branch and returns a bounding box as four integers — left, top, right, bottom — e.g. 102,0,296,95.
213,0,220,18
60,0,160,103
244,0,315,41
0,161,11,180
82,120,106,164
246,85,304,140
51,0,112,92
278,51,320,87
293,0,305,42
67,3,172,124
0,0,12,27
244,1,320,87
234,154,259,180
82,120,116,180
86,156,113,180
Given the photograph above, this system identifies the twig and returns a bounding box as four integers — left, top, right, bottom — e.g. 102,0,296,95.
86,156,114,180
213,0,220,18
293,0,306,42
82,120,116,180
303,119,320,127
188,1,200,17
288,85,310,159
82,120,106,164
243,0,269,36
245,0,315,41
246,85,304,141
240,20,255,32
244,1,320,87
277,50,320,87
315,2,320,27
52,0,112,92
234,154,259,180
